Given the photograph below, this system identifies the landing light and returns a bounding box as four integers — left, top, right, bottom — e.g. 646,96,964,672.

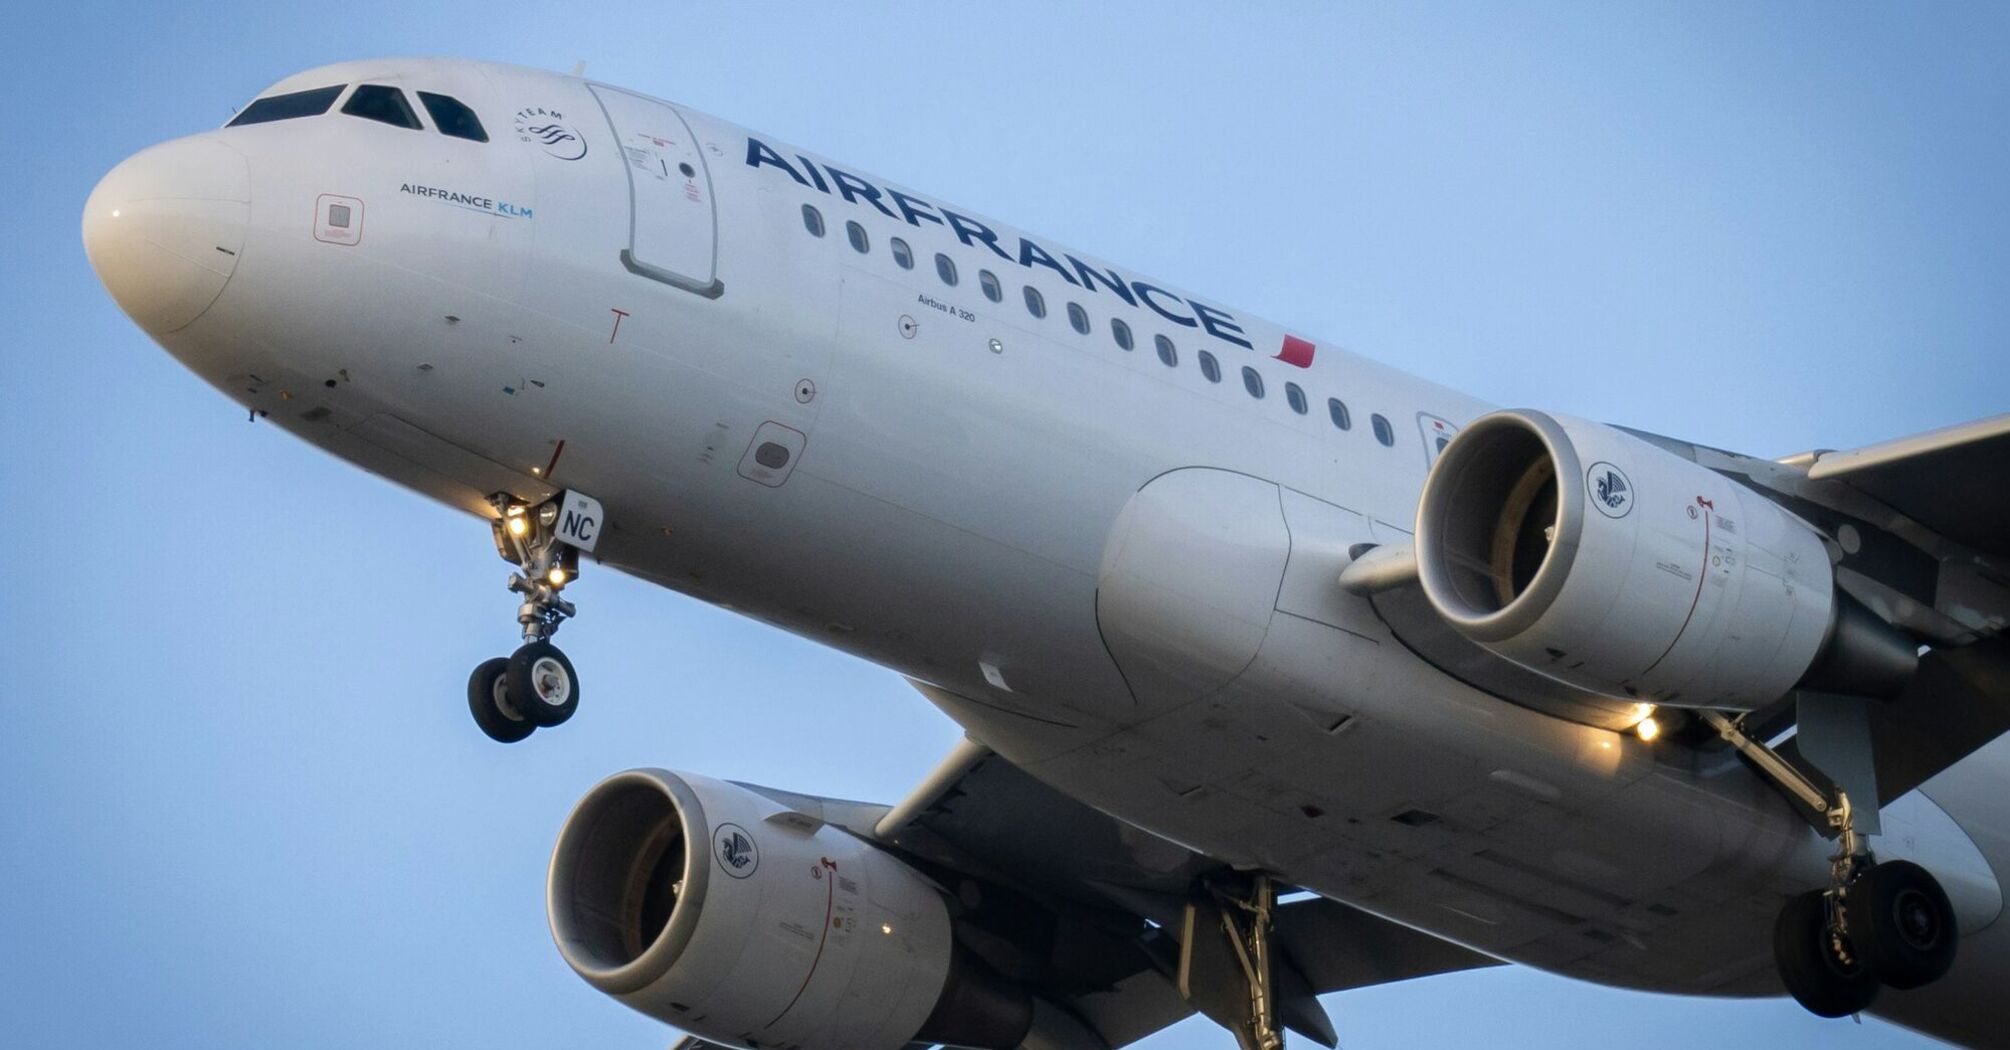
506,515,529,537
548,568,568,586
538,502,560,528
1636,717,1662,743
881,923,893,935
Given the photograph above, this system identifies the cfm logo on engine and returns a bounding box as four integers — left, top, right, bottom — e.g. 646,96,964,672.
713,823,759,878
1588,462,1633,518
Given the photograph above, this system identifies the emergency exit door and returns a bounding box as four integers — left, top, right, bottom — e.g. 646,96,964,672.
589,84,722,298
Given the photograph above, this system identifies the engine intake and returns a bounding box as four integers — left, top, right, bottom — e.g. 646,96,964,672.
548,768,1036,1050
1415,410,1839,709
548,772,701,987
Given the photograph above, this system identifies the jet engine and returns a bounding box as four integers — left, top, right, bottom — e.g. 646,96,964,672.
1413,409,1844,709
547,768,1036,1050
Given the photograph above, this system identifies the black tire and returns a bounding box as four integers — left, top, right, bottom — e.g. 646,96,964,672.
1845,860,1958,990
508,640,579,728
468,657,534,744
1774,889,1879,1018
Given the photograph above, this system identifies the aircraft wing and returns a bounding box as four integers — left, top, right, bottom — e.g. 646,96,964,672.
745,702,1501,1050
1793,412,2010,557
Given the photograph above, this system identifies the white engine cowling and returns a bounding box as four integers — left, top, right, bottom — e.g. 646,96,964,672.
548,768,1025,1050
1414,409,1836,709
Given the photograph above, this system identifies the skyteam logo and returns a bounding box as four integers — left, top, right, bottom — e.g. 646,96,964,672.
713,823,759,878
1587,462,1633,518
514,106,587,160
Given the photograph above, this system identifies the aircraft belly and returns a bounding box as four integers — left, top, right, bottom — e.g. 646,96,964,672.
1044,465,1882,994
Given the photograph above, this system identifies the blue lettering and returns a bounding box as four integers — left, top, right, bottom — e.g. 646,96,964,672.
796,155,830,193
1133,282,1197,328
943,210,1014,262
745,138,809,187
1018,238,1081,286
1191,301,1252,349
749,136,1251,348
888,189,944,227
825,167,898,219
1067,256,1139,306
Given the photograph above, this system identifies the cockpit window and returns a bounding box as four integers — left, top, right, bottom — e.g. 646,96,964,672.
418,91,488,142
342,85,422,130
227,85,345,127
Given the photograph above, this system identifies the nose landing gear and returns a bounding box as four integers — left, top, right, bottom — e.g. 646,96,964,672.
468,492,594,743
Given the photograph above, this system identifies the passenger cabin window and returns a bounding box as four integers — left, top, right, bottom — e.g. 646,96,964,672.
846,220,869,254
417,92,487,142
1155,334,1178,368
1328,398,1352,430
979,269,1002,302
935,253,959,286
1285,382,1308,415
342,84,422,130
1111,318,1134,350
891,237,914,269
1067,302,1090,335
227,85,345,126
1197,349,1220,382
1372,413,1395,446
1242,367,1266,399
1024,285,1047,318
802,204,826,237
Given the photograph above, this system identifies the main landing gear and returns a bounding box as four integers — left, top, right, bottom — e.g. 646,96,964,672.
1178,875,1301,1050
468,493,586,744
1705,711,1959,1017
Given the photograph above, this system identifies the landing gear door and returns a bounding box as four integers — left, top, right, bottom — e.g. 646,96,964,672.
588,84,722,298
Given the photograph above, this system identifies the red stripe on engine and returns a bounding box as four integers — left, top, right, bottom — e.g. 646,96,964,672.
764,865,837,1030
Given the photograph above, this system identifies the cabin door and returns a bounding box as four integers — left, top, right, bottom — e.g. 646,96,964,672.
588,84,722,297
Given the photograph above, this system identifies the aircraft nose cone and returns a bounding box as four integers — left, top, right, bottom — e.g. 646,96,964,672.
82,136,250,334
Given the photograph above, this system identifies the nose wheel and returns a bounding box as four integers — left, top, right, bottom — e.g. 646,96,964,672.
506,640,580,727
468,657,534,744
469,493,593,743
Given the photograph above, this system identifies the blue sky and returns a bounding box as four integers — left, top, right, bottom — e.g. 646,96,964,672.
6,3,2005,1047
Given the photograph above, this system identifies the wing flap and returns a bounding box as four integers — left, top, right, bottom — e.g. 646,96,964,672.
1799,412,2010,556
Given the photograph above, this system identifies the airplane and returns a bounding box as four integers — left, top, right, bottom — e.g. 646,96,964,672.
81,56,2010,1050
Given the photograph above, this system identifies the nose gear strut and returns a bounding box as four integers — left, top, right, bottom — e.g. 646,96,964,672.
467,491,592,742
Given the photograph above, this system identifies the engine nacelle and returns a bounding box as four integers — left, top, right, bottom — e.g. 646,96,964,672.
548,769,1031,1050
1414,409,1836,709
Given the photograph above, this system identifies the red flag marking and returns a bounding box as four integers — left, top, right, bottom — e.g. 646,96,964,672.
1277,335,1316,369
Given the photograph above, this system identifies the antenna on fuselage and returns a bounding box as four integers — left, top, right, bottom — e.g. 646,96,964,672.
570,60,587,77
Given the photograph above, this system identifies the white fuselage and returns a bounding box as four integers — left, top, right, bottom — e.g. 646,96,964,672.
83,58,2010,1044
